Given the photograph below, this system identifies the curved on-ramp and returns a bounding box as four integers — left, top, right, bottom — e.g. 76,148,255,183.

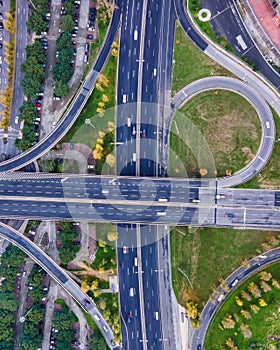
192,248,280,350
0,222,117,349
171,76,275,187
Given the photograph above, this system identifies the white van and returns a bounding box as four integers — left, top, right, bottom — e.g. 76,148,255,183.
155,311,159,320
129,287,134,297
127,117,131,127
153,68,157,76
265,121,270,129
122,94,127,103
192,199,200,203
158,198,168,202
102,190,109,194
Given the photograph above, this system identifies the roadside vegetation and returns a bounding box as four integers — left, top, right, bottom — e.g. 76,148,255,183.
172,23,232,94
170,227,280,312
169,90,261,178
51,299,78,350
57,222,79,267
204,262,280,349
0,8,16,129
62,42,118,174
19,265,46,350
0,245,26,349
188,0,235,54
26,0,50,35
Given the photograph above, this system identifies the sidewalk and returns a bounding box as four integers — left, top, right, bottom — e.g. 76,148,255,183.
248,0,280,50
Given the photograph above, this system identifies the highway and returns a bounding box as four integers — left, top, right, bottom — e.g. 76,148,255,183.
0,221,118,350
2,175,280,229
192,248,280,350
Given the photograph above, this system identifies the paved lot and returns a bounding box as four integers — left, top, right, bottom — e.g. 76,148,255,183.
248,0,280,50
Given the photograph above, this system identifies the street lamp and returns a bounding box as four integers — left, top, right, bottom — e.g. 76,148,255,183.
85,119,95,129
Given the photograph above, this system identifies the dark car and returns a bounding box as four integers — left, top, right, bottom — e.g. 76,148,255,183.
0,13,3,20
197,345,202,350
141,129,146,138
0,22,3,29
224,213,235,219
0,43,2,48
74,13,79,17
86,34,93,40
0,2,3,8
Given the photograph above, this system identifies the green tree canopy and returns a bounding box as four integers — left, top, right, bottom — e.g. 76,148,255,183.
60,15,74,33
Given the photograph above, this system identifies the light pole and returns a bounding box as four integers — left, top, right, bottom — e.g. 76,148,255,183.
85,119,95,129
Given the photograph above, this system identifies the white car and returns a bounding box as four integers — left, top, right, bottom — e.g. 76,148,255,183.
15,116,19,124
122,246,128,254
0,55,2,64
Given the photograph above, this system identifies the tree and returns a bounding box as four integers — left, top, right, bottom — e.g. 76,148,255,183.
250,304,259,313
186,301,198,320
26,307,44,324
107,231,118,241
259,271,272,282
225,338,237,350
44,160,57,173
247,282,261,298
60,15,74,33
91,279,99,290
240,309,251,320
56,32,72,50
260,280,271,293
0,292,17,312
52,310,76,330
235,296,243,307
90,333,107,350
106,153,115,167
19,101,37,123
20,76,42,98
27,12,47,35
239,323,252,338
272,279,280,289
241,290,251,301
54,80,69,97
64,1,75,16
81,280,90,293
25,40,45,64
221,314,235,329
259,298,267,307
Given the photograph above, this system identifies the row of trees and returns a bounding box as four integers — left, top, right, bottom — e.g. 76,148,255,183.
15,39,46,150
19,265,46,350
0,246,26,349
26,0,49,35
20,39,45,98
57,222,79,266
0,12,16,130
51,303,77,350
53,14,76,97
93,122,115,174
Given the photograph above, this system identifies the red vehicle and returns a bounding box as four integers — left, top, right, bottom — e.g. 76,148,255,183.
36,103,41,107
37,110,42,115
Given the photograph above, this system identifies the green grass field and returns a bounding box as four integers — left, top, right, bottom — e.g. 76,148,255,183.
169,90,261,178
172,24,232,94
204,262,280,349
170,227,280,310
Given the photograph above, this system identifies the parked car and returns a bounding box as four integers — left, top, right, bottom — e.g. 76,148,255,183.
86,34,93,40
0,2,3,8
0,55,2,64
0,22,3,29
0,13,3,20
15,116,19,124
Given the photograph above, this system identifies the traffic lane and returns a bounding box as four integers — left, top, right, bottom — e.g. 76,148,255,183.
140,226,163,349
117,224,144,350
216,188,276,206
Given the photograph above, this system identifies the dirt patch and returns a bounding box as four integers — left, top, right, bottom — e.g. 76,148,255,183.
241,146,255,164
202,112,259,154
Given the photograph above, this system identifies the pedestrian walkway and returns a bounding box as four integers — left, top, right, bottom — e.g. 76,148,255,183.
248,0,280,51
